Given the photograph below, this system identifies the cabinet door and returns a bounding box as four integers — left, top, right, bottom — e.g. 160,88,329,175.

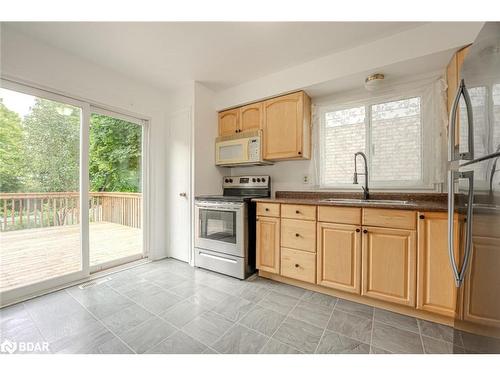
317,222,361,294
417,212,460,317
262,92,305,160
362,226,417,306
218,109,239,136
463,236,500,328
256,216,280,274
239,103,262,133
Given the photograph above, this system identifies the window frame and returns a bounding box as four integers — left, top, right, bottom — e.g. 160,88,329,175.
318,87,435,190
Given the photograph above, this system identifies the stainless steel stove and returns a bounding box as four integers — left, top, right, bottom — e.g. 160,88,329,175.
194,175,270,279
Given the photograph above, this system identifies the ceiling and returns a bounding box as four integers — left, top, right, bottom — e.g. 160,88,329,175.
5,22,425,92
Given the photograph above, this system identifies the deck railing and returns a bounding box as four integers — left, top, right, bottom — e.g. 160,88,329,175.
0,192,142,232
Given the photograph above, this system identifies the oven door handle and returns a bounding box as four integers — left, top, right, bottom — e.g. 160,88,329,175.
196,204,242,211
198,251,238,264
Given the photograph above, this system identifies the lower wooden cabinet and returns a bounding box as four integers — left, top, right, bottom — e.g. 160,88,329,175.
463,236,500,328
317,222,361,294
256,216,280,274
281,247,316,283
361,226,417,306
417,212,460,317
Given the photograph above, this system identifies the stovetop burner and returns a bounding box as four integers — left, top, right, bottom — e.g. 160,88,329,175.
195,175,271,203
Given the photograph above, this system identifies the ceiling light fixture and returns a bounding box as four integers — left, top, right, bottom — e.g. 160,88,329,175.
364,73,385,91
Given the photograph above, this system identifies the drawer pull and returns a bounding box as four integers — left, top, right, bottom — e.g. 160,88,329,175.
295,233,300,237
295,264,300,268
363,229,368,234
295,210,300,214
419,214,425,219
265,208,269,211
356,228,360,232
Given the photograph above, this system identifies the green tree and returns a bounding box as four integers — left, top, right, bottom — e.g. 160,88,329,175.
89,114,141,192
22,98,80,192
0,100,25,192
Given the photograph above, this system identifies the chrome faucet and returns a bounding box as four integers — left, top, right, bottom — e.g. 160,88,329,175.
354,151,369,200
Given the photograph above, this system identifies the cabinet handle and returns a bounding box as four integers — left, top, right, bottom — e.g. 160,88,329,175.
356,228,361,233
295,233,300,237
298,151,302,155
419,214,425,219
295,210,300,214
363,229,368,234
265,208,269,211
295,264,299,268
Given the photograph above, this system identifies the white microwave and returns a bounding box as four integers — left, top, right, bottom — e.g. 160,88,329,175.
215,130,273,167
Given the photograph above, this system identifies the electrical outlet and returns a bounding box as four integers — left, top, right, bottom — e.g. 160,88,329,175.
303,175,310,184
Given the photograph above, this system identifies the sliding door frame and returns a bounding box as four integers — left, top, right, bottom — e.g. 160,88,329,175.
0,78,150,307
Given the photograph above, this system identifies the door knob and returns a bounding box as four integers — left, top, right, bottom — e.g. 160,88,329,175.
179,192,187,197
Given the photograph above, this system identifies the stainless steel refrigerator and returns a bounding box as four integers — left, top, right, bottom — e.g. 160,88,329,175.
447,22,500,352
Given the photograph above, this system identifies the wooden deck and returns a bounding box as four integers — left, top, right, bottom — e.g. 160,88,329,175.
0,222,142,292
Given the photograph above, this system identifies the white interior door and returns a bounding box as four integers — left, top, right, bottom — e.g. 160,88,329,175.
167,109,192,263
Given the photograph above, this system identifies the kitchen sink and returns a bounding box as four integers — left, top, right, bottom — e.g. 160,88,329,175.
320,198,414,205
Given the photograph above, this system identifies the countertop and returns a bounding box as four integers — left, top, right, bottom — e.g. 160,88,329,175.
252,191,449,212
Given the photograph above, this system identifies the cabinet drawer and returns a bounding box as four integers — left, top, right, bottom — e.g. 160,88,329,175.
281,247,316,284
281,204,316,221
363,208,416,230
281,218,316,252
318,206,361,225
257,202,280,217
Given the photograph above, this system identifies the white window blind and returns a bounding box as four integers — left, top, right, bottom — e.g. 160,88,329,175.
319,95,426,188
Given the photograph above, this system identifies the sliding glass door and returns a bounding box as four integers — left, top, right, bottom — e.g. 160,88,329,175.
0,84,88,304
0,81,147,306
89,110,144,271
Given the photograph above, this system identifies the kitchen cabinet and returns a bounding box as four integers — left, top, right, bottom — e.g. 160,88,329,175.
239,103,262,133
281,218,316,252
446,46,470,148
317,222,361,294
218,108,239,136
256,216,280,274
463,236,500,328
262,91,311,160
361,226,417,306
417,212,460,317
281,247,316,284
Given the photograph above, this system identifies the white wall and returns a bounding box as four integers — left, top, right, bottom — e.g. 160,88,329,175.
1,25,171,260
193,82,224,195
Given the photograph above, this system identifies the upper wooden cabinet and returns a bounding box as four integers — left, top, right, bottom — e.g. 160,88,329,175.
256,216,280,274
218,109,239,136
317,222,361,294
217,91,312,161
417,212,460,317
361,226,417,307
262,91,311,160
239,103,262,133
446,46,470,148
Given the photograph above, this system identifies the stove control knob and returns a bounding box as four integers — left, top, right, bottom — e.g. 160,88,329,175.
229,179,233,183
252,178,256,182
224,179,229,183
261,178,266,183
257,178,261,182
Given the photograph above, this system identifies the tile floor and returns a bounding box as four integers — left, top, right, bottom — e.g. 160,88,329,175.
1,259,498,354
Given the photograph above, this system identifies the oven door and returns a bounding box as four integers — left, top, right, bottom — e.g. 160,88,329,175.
195,201,246,257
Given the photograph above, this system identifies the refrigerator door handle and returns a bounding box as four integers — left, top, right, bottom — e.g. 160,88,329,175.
448,170,474,287
448,79,474,162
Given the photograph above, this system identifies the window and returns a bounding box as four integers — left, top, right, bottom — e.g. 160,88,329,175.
320,96,424,188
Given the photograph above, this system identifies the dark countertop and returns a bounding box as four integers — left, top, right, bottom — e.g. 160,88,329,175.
252,191,449,212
